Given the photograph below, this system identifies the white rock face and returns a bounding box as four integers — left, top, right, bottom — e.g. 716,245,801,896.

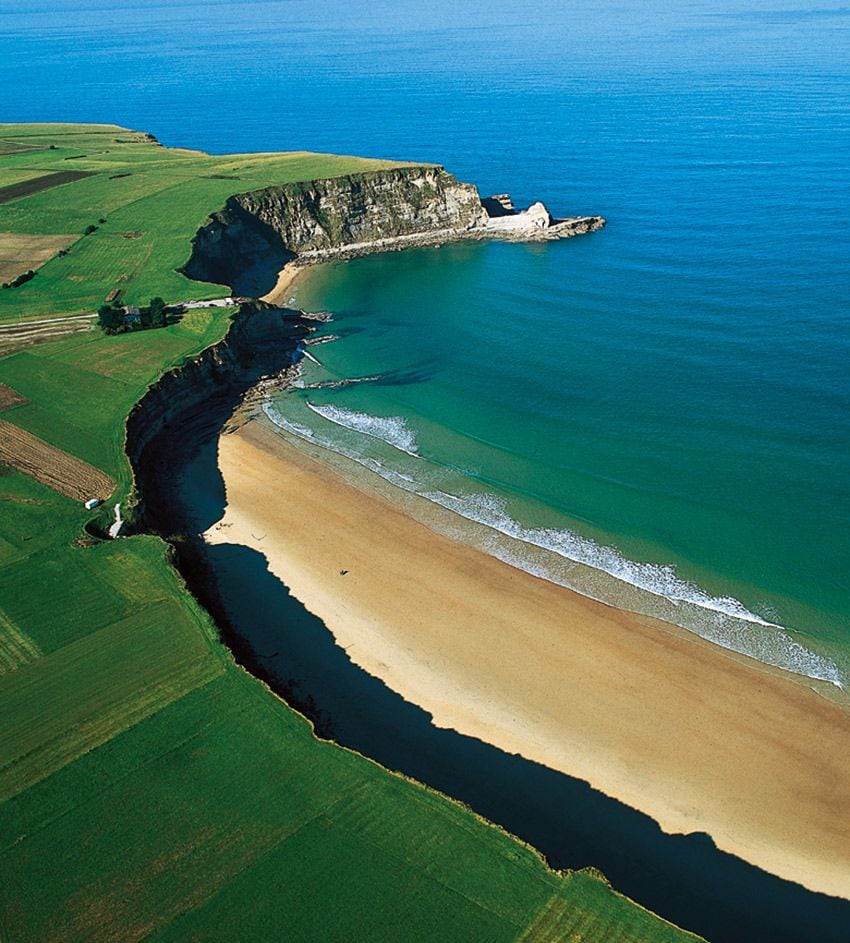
483,201,553,232
525,201,551,229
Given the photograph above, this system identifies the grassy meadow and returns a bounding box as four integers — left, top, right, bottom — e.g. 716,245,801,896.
0,123,410,320
0,125,701,941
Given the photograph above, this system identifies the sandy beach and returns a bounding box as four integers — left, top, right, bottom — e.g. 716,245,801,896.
205,417,850,901
260,261,308,306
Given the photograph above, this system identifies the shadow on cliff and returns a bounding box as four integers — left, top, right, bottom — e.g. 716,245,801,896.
180,538,850,943
131,312,850,943
182,207,295,299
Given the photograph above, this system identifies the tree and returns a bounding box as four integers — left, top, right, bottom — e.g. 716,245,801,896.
97,304,124,335
149,296,167,328
9,270,35,288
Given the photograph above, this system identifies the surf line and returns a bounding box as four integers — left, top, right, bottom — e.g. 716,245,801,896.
303,401,420,458
268,397,844,689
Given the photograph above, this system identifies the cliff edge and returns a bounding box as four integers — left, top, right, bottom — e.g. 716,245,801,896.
183,165,604,295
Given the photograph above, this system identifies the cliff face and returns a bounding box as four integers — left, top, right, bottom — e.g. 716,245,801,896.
237,166,486,251
183,164,605,296
125,305,309,530
183,166,486,293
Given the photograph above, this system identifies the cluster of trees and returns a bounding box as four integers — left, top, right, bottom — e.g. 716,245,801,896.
97,297,169,335
1,269,35,290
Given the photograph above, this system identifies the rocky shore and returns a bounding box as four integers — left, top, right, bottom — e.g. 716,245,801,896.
295,210,604,264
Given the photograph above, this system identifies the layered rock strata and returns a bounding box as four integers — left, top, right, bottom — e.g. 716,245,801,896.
183,166,604,293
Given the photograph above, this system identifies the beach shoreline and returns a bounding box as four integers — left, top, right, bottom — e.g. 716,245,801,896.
205,413,850,902
260,260,309,307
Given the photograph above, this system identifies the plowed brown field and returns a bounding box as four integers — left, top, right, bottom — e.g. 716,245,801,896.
0,232,76,283
0,170,94,205
0,419,114,501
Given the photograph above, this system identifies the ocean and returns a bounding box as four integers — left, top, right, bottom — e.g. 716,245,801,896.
3,1,849,678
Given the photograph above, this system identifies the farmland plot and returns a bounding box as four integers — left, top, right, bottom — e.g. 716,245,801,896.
0,418,115,501
0,231,76,283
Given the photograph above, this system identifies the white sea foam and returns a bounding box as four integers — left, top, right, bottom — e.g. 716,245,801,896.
305,402,419,456
419,489,844,686
262,400,844,688
263,404,316,442
423,490,766,623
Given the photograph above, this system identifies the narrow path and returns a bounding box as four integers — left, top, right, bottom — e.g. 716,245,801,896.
0,312,97,331
0,316,94,354
0,298,237,332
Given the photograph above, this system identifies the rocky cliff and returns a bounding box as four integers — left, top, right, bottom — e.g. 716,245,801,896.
238,165,487,251
183,165,604,295
183,166,486,292
125,304,310,529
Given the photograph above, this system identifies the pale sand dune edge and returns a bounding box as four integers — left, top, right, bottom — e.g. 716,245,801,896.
205,419,850,901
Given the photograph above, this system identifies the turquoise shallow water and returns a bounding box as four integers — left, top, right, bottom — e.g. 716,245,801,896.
269,219,850,685
3,0,850,681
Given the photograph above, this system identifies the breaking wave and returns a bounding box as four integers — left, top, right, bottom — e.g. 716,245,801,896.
262,401,844,688
419,489,844,686
305,402,419,455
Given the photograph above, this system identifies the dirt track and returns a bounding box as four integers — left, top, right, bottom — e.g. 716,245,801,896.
0,313,94,354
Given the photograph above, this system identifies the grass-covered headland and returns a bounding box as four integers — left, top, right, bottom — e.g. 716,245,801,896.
0,124,700,941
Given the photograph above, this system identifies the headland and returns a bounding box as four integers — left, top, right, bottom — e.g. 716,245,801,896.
182,163,604,296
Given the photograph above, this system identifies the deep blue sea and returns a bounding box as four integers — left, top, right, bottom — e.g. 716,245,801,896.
3,0,850,682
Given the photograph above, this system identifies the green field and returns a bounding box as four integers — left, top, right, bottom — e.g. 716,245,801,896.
0,123,411,321
0,125,701,941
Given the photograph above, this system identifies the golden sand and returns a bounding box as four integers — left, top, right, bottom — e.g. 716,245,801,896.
260,261,307,306
205,419,850,900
